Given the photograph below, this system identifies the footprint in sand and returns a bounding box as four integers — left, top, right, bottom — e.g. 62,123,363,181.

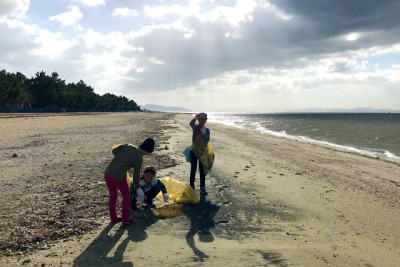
216,219,230,225
217,185,230,192
390,180,400,187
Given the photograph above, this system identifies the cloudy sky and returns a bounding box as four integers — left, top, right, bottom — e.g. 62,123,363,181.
1,0,399,112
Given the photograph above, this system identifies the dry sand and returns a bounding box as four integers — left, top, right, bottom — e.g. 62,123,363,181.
0,112,399,267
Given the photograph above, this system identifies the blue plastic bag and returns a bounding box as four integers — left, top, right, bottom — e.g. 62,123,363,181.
183,147,191,162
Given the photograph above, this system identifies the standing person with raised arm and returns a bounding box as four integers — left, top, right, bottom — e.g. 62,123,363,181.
189,113,214,195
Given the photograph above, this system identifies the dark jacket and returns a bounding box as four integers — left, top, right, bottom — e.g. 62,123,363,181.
139,177,167,195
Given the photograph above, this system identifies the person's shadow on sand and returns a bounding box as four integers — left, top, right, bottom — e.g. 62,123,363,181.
73,198,219,265
184,194,220,261
72,209,159,267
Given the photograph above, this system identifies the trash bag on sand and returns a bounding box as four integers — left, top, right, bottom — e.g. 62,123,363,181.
152,202,185,218
156,177,199,204
110,145,199,204
126,174,198,204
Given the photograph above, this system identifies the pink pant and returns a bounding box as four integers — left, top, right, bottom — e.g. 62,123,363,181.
104,173,130,222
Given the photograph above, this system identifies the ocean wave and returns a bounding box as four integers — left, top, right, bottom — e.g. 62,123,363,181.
208,113,400,164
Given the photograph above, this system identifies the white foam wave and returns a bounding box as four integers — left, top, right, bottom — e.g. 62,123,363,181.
384,151,399,159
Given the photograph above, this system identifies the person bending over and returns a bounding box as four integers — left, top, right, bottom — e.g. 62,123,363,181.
104,138,155,225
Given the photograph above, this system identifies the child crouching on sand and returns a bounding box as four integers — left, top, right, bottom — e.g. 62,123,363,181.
131,166,169,210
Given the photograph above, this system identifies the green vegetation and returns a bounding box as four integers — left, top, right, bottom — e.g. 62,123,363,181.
0,69,140,112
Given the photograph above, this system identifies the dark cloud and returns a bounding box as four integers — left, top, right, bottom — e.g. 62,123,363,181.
238,1,400,60
269,0,400,38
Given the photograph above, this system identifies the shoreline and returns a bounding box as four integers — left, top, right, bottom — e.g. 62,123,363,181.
207,116,400,165
204,115,400,209
1,112,399,266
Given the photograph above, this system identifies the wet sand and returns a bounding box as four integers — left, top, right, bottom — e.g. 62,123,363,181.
1,112,399,266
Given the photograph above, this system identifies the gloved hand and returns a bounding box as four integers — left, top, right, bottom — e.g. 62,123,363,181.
200,126,206,134
136,188,145,203
163,193,169,202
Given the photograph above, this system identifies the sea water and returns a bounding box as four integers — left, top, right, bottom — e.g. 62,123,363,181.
206,113,400,163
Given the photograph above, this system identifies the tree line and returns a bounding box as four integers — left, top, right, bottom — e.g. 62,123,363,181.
0,69,140,112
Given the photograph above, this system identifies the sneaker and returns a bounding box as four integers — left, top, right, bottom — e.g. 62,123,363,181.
143,199,155,208
110,217,122,224
122,218,137,225
200,187,208,195
190,184,195,190
130,204,138,212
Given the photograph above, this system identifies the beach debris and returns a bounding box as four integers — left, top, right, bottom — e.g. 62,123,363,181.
21,258,31,265
152,203,184,218
1,152,177,257
389,180,400,187
11,153,18,158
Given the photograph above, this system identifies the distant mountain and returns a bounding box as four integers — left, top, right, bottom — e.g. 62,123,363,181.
285,107,400,113
142,104,192,112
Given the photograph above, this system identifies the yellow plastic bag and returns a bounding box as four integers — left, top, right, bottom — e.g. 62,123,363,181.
111,144,122,150
156,177,199,204
126,171,132,188
152,203,185,218
190,143,215,176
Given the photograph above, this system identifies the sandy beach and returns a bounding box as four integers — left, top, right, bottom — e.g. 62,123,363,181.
0,112,399,266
